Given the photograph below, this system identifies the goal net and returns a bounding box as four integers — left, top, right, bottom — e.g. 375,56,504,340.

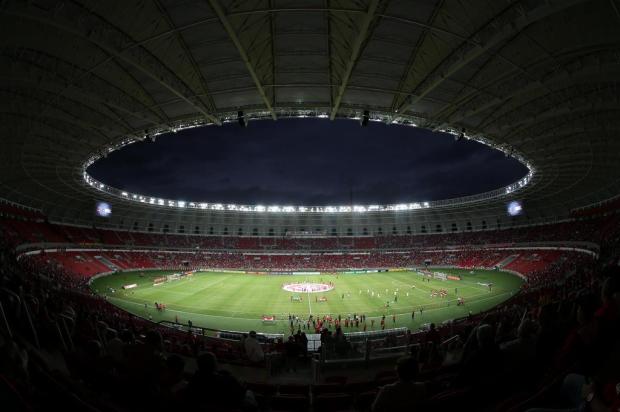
166,273,181,282
433,272,448,281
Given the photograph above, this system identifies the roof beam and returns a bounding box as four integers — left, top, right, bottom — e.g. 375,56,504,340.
329,0,381,120
390,0,444,112
209,0,277,120
5,4,222,125
432,45,619,125
398,0,589,114
154,0,219,114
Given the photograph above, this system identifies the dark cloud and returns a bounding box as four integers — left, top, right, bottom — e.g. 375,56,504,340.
87,119,528,204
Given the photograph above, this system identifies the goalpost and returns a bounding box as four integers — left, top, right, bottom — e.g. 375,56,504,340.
166,273,181,282
433,272,448,281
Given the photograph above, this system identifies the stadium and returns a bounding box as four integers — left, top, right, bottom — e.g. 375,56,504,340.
1,1,619,411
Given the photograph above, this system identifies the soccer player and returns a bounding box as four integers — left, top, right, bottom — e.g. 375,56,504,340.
411,310,415,320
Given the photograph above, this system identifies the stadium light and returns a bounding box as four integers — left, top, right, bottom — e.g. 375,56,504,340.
237,111,247,128
83,107,535,214
361,110,369,127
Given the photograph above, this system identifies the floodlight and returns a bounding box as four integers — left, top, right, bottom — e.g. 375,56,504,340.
95,202,111,217
361,110,369,127
237,111,247,127
507,201,523,216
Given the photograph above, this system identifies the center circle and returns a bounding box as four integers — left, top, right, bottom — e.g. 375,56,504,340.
282,282,334,293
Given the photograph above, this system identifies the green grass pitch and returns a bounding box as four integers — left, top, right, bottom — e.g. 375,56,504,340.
90,269,523,335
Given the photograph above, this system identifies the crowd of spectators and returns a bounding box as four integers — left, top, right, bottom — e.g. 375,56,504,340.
1,213,616,251
21,249,591,290
1,203,619,411
3,239,614,410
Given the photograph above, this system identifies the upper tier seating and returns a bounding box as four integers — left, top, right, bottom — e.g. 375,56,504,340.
0,214,615,250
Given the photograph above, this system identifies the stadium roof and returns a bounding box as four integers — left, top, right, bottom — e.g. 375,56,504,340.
1,0,620,221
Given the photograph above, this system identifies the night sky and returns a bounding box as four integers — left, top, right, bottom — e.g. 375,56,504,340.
88,119,528,205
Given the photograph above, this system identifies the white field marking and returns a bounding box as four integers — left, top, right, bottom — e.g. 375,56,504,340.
112,270,518,319
363,290,514,320
307,289,313,315
138,275,236,303
456,278,492,291
108,287,515,324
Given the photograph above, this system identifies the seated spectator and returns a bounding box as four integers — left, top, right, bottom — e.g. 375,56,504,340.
334,327,351,357
123,330,166,397
594,276,620,346
186,352,248,410
244,331,264,363
284,335,300,371
554,294,598,371
425,323,440,346
525,373,620,412
160,354,188,405
459,324,502,386
501,318,537,370
372,356,426,411
105,328,125,364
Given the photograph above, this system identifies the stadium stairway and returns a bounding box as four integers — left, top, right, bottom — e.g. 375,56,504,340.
94,255,121,272
495,254,520,269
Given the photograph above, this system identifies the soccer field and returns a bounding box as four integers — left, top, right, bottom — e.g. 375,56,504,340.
90,269,523,335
